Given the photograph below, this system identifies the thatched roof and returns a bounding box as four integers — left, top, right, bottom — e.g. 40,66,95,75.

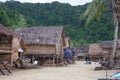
101,40,120,49
100,41,113,49
0,24,13,36
76,46,89,53
88,44,102,56
76,46,89,57
14,26,65,45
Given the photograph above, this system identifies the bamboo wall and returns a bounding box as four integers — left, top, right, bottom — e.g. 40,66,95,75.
1,35,12,44
0,54,11,62
0,35,12,51
26,45,56,55
0,35,12,63
102,49,120,61
56,36,64,59
57,38,64,54
12,38,20,61
12,37,27,61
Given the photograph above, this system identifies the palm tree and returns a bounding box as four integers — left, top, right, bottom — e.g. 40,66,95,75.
82,0,107,27
83,0,119,67
111,0,119,67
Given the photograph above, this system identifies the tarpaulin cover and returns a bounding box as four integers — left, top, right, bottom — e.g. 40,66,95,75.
111,71,120,79
64,48,72,58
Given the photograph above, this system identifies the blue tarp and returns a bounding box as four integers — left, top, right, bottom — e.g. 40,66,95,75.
64,48,73,58
111,71,120,79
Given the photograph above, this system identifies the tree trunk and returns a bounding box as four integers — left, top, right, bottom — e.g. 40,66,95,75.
110,0,119,67
112,18,118,60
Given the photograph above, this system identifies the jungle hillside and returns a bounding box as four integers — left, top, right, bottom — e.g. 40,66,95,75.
0,1,116,46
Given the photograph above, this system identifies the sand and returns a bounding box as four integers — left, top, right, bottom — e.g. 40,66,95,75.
0,61,119,80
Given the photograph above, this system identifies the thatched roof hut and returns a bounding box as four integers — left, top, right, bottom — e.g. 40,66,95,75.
100,40,120,60
76,46,89,57
89,44,102,56
0,24,14,64
14,26,65,65
88,44,103,61
0,24,26,65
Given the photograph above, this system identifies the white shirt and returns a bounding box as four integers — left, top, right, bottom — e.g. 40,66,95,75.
18,48,23,53
34,60,38,64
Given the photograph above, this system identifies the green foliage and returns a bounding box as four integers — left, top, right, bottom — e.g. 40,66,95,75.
0,6,10,26
0,1,115,46
0,2,27,30
82,0,107,27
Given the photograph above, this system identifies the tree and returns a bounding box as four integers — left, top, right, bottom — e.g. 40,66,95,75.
83,0,119,67
0,1,115,46
111,0,119,66
0,7,11,26
81,0,107,27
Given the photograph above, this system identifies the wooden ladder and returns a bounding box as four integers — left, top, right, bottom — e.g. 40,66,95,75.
0,59,12,75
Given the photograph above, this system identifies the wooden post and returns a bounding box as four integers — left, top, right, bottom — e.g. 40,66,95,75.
53,54,56,65
10,53,13,65
49,55,50,64
32,55,34,64
53,55,54,65
37,55,39,64
56,55,58,66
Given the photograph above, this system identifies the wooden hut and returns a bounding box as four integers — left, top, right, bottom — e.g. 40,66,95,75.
0,24,14,64
75,46,89,60
100,41,120,68
100,41,113,61
14,27,65,65
0,24,26,66
88,44,103,61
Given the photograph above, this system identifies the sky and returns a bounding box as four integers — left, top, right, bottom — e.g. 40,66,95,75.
1,0,93,6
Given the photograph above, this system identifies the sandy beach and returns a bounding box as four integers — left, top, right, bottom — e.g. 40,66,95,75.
0,61,119,80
